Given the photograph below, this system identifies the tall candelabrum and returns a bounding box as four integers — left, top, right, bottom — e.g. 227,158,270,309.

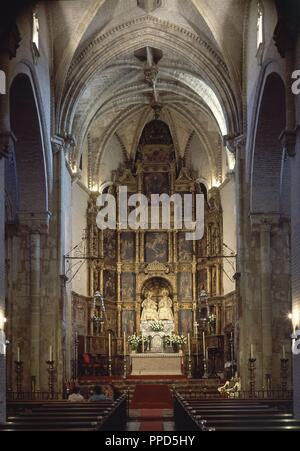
248,358,256,397
280,358,289,392
14,361,24,394
123,355,127,380
46,360,56,399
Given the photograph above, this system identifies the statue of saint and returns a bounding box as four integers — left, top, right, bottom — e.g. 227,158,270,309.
141,291,158,321
158,289,174,321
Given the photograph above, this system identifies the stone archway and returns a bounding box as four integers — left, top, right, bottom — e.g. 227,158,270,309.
6,73,50,391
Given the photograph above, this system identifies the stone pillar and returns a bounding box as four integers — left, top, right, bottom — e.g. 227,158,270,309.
29,232,41,390
290,128,300,418
0,158,6,423
0,24,21,424
259,222,273,384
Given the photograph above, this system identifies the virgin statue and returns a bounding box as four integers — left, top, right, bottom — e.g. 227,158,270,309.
141,291,158,321
158,289,174,321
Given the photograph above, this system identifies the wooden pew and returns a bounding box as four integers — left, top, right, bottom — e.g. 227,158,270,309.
174,393,300,432
2,395,127,431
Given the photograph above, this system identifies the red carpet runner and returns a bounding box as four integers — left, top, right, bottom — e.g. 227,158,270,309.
130,385,174,431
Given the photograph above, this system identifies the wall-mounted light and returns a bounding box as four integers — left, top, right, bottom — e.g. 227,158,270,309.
288,311,299,334
0,311,7,330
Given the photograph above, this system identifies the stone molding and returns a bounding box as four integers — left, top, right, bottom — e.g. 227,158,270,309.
250,213,281,232
279,127,300,158
0,131,16,160
18,211,52,235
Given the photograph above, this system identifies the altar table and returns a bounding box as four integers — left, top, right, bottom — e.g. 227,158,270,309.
130,352,183,376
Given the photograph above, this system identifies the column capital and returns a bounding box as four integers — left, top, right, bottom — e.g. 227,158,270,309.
250,213,280,232
223,133,246,158
51,134,76,155
18,211,52,235
279,127,300,157
0,131,16,159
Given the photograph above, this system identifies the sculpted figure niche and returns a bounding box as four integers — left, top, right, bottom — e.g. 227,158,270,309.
141,290,158,321
158,289,174,321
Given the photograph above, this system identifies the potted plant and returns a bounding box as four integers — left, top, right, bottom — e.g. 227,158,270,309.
150,321,165,332
128,334,140,353
165,334,188,353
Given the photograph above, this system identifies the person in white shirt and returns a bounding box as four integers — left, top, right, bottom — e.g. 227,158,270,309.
68,387,85,402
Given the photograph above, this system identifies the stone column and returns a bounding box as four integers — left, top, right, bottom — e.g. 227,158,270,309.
0,25,21,424
259,221,273,383
0,157,6,423
29,232,41,390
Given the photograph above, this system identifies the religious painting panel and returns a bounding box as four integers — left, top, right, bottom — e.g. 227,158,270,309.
144,173,169,197
179,310,193,335
104,230,117,262
178,272,192,300
120,232,135,262
122,310,136,336
121,272,136,301
104,270,117,301
143,147,172,164
178,232,193,261
145,232,168,263
198,269,207,295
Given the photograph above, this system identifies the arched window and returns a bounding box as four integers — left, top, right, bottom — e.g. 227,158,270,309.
256,1,264,64
31,11,40,63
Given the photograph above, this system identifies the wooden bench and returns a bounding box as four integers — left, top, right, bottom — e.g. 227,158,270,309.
2,395,127,431
174,393,300,431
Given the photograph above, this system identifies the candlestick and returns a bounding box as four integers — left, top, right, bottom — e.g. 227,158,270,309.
14,361,24,395
17,346,20,363
202,331,206,354
123,333,127,380
248,356,256,398
49,345,53,362
123,332,126,356
108,333,112,358
46,359,56,399
280,357,289,393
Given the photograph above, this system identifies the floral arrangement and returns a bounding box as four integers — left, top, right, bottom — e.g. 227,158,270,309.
91,313,104,324
165,335,187,345
128,334,150,351
150,321,165,332
128,334,140,350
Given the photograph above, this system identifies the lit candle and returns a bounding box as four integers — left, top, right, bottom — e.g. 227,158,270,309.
17,346,20,363
250,344,254,360
123,332,126,357
108,333,111,359
188,333,191,357
282,345,286,360
49,345,53,362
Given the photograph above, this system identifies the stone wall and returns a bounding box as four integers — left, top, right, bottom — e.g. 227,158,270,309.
0,159,6,423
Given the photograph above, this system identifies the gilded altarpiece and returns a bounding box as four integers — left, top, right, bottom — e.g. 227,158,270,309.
80,120,227,357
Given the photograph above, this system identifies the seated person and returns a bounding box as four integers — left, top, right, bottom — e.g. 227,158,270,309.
68,387,85,402
89,385,107,402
